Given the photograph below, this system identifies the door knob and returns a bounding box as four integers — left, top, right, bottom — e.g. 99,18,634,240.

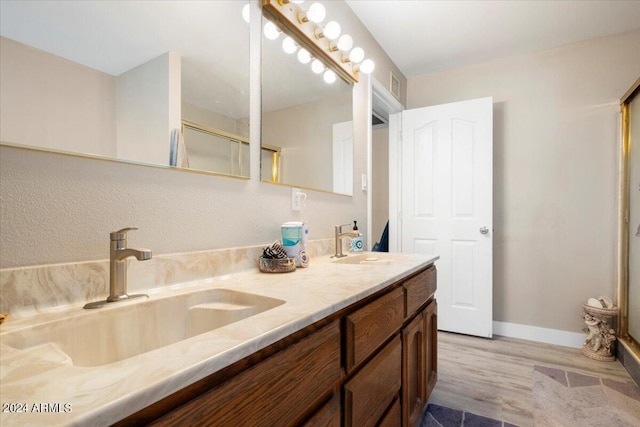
480,226,489,235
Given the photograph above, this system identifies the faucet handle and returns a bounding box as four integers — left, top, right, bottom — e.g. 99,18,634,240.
110,227,138,241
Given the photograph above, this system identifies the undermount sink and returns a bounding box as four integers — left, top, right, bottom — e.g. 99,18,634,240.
332,253,408,265
0,288,285,367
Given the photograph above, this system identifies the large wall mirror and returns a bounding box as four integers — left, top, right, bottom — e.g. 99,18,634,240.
0,1,250,178
261,14,354,195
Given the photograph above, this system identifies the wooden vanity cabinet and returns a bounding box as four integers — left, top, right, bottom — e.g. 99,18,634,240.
120,265,437,427
401,266,438,427
148,321,342,427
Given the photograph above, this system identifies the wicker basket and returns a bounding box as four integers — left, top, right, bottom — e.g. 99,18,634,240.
258,257,296,273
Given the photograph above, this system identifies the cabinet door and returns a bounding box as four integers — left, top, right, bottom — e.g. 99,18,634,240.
402,313,426,427
302,393,341,427
344,336,402,427
378,396,401,427
425,301,438,399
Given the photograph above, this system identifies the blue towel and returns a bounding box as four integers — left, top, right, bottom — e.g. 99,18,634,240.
372,221,389,252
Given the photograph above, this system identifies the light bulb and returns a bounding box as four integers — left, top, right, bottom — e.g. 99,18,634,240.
263,21,280,40
307,3,326,24
349,47,364,63
242,4,250,24
337,34,353,51
311,59,324,74
297,48,311,64
323,21,341,40
359,59,375,74
282,37,297,54
323,69,337,84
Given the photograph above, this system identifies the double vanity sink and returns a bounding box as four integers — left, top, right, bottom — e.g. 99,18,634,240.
0,251,437,426
2,288,285,367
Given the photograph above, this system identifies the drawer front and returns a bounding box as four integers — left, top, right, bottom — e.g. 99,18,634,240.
151,321,341,427
302,393,341,427
378,396,401,427
344,336,402,427
345,287,404,372
404,266,436,317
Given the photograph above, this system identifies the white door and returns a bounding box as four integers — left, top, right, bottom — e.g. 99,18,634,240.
395,97,493,337
333,121,353,194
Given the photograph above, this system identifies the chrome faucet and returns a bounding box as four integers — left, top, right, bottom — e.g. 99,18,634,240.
84,227,152,309
332,223,360,258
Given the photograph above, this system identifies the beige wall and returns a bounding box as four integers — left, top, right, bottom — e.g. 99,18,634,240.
0,37,116,157
372,127,389,244
116,52,181,165
262,93,352,191
408,30,640,332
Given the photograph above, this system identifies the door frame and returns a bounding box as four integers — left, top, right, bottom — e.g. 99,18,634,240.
368,78,404,250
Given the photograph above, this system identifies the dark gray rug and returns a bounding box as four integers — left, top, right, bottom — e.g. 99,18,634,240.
420,403,518,427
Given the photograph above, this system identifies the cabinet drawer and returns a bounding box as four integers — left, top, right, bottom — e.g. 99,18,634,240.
345,287,404,372
344,336,402,427
378,396,401,427
404,266,436,317
302,393,341,427
151,321,341,427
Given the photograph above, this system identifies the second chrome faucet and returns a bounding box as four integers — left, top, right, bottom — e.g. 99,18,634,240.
84,227,152,309
332,223,360,258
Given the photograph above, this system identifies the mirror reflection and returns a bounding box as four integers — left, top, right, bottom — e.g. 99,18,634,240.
261,16,354,195
0,1,250,178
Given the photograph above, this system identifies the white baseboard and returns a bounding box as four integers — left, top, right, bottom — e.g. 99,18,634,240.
493,321,584,349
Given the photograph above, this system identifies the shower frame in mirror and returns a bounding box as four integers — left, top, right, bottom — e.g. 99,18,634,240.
618,77,640,365
181,121,250,178
262,143,282,183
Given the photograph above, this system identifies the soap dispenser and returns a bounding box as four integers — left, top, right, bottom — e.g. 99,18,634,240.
350,221,364,252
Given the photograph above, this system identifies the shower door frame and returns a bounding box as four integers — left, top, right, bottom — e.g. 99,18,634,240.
618,77,640,364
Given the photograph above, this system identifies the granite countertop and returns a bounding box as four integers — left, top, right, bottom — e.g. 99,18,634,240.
0,252,437,426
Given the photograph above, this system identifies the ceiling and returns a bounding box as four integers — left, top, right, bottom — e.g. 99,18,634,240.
346,0,640,78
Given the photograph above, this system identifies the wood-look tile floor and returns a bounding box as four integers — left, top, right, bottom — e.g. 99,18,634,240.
429,332,637,427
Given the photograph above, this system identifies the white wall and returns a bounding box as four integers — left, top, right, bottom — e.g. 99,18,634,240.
408,30,640,332
116,52,181,165
0,37,116,157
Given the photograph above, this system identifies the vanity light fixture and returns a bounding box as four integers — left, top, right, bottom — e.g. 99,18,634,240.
348,47,365,64
242,4,251,23
323,69,337,84
322,21,341,40
263,0,375,83
282,36,298,54
263,21,281,40
311,59,325,74
297,48,312,64
301,3,326,24
358,58,375,74
337,34,353,51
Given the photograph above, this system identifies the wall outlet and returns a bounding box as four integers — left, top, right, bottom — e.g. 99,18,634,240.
292,187,302,211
